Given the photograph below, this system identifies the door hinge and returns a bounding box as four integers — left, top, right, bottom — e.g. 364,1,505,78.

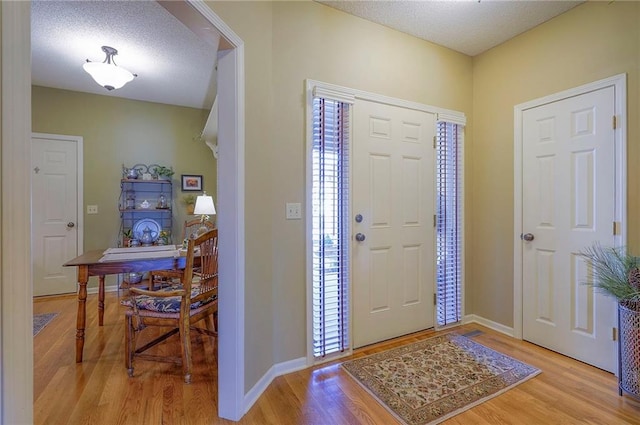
433,214,437,228
613,115,617,130
613,327,618,341
433,293,437,306
613,221,621,235
433,136,436,149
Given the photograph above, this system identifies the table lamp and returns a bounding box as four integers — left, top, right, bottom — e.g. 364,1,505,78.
193,191,216,236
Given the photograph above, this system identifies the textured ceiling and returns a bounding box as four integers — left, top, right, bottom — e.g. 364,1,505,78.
317,0,584,56
31,0,219,110
32,1,584,109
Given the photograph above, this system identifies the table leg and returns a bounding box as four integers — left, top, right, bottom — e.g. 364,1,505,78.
75,266,89,363
98,275,105,326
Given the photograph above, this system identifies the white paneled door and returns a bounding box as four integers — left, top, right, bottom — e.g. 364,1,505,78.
352,99,435,348
522,86,617,372
32,134,81,296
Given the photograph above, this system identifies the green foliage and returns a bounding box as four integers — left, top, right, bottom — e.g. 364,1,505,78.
153,165,174,177
182,194,197,205
579,243,640,302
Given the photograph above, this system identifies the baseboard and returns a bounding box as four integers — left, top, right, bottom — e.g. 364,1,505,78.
463,314,515,338
86,285,120,295
243,357,307,415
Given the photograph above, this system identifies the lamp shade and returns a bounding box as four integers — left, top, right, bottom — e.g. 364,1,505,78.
83,61,135,91
83,46,136,91
194,193,216,216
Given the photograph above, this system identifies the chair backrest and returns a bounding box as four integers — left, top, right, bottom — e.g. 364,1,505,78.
183,229,218,305
182,219,215,241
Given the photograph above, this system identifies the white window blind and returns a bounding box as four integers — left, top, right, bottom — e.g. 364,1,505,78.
311,97,350,358
436,121,464,326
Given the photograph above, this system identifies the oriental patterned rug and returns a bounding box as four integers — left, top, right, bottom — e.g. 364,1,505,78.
341,333,541,425
33,313,58,336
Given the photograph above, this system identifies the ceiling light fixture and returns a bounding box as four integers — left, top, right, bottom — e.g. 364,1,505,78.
83,46,137,91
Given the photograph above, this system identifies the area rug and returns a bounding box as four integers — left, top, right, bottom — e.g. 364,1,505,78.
33,313,58,336
341,333,541,425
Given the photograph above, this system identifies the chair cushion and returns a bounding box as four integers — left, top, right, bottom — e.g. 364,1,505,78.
121,285,217,313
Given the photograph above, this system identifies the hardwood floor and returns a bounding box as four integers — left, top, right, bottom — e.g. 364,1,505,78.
34,292,640,424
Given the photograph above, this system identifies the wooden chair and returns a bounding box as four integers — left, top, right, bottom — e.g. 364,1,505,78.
182,218,215,241
147,219,215,289
123,229,219,383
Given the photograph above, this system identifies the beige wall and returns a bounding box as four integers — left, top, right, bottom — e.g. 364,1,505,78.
471,1,640,326
27,0,640,402
32,86,216,287
210,0,472,391
207,0,276,392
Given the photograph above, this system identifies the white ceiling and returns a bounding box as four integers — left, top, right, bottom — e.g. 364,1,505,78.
31,1,583,110
319,0,583,56
31,0,219,110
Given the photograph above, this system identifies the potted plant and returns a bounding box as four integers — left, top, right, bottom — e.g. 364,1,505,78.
579,243,640,399
158,230,171,245
152,165,174,181
182,194,197,214
579,243,640,305
122,228,133,247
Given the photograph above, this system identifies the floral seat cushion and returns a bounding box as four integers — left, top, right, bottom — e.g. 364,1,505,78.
121,285,217,313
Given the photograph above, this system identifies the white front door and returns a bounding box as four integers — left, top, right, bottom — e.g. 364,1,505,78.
352,99,435,348
32,134,82,296
521,86,617,372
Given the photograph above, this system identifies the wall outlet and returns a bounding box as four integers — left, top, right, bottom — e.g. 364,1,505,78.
286,202,301,220
87,205,98,214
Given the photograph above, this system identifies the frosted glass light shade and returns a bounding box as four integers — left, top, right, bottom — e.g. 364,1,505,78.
83,61,135,91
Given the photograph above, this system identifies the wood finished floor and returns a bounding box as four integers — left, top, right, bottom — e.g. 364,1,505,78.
34,292,640,424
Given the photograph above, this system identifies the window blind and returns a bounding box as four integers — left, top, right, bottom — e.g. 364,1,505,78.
436,121,464,326
311,97,350,358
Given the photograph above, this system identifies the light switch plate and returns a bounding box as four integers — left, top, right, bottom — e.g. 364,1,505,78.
87,205,98,214
286,202,301,220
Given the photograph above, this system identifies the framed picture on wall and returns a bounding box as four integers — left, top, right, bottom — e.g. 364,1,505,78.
181,174,203,191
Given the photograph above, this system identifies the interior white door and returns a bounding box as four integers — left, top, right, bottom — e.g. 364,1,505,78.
32,134,80,296
522,86,617,372
352,99,435,348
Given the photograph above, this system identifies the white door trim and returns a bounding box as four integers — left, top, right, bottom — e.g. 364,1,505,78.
2,1,247,423
184,1,246,420
1,2,33,423
513,73,627,340
32,132,85,259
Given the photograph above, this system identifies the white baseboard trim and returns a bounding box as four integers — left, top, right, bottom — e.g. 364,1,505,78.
243,357,307,415
86,284,311,417
86,285,120,295
463,314,516,338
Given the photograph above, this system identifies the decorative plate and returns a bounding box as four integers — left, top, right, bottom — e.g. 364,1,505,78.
133,218,161,243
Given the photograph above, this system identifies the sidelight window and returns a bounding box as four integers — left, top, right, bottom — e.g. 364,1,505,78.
311,97,350,358
435,120,464,327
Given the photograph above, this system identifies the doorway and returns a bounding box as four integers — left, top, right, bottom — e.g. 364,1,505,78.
514,74,627,372
1,1,246,422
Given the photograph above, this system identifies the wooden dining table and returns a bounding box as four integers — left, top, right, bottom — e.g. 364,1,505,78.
63,249,186,363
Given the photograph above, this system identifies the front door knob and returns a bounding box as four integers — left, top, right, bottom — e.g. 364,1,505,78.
67,222,75,228
355,233,366,242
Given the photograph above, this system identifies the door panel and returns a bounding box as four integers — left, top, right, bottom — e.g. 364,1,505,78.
522,87,616,372
32,136,79,296
353,99,435,348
